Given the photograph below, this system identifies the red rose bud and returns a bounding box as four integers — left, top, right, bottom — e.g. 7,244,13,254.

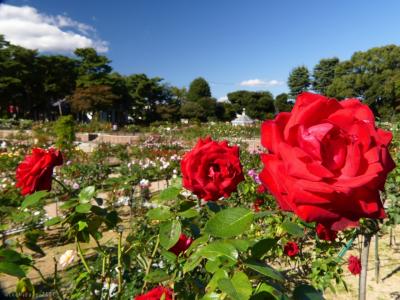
316,223,338,241
169,234,193,256
284,241,299,257
181,137,244,201
16,148,63,196
134,286,173,300
256,185,267,194
259,92,395,231
253,199,264,212
348,255,361,275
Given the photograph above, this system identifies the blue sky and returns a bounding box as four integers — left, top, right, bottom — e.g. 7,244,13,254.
2,0,400,100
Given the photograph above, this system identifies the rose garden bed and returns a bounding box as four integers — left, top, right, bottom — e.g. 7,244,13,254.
0,93,400,300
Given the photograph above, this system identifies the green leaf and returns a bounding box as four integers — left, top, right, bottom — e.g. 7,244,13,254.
205,258,221,273
159,220,181,249
228,239,251,251
205,207,254,238
75,203,92,214
183,252,203,273
251,238,278,259
293,284,325,300
21,191,48,209
16,278,35,297
281,221,304,237
60,199,78,210
78,186,96,203
144,269,171,283
206,268,228,293
0,262,26,278
78,221,88,231
253,283,288,300
245,259,285,282
147,207,172,221
0,249,26,263
218,271,252,300
201,293,221,300
44,216,62,226
178,208,199,219
157,186,181,201
198,241,238,263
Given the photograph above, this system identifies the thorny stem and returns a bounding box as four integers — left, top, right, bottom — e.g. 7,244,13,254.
141,234,160,293
32,265,63,300
76,237,91,274
53,256,65,300
117,231,123,295
53,176,70,193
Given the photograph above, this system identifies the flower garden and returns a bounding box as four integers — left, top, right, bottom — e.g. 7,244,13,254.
0,93,400,300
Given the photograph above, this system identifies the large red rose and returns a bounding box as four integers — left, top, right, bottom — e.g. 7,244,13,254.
134,286,173,300
259,93,395,230
181,137,244,201
16,148,63,195
169,233,193,256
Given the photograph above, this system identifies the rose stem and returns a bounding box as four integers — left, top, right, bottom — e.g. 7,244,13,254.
359,234,372,300
375,233,380,283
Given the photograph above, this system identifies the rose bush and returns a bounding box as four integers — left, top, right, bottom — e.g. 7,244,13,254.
181,136,244,201
260,92,395,230
15,147,63,195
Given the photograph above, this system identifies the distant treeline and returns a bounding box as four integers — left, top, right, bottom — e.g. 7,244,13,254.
1,34,399,123
288,44,400,121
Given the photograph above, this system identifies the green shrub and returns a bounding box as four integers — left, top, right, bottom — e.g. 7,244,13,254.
54,115,75,150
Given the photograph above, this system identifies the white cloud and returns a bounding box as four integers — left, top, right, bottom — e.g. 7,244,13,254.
239,78,284,87
0,4,108,53
217,96,230,103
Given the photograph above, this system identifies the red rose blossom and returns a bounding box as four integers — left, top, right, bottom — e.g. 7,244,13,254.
256,185,267,194
316,223,338,241
283,241,299,257
259,93,395,230
181,137,244,201
169,233,193,256
348,255,361,275
134,286,173,300
16,148,63,196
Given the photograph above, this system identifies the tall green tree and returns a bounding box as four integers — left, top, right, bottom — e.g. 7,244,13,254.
74,48,112,87
312,58,339,94
274,93,292,113
288,66,311,97
187,77,211,102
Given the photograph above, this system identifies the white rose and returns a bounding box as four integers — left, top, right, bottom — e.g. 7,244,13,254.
59,250,75,268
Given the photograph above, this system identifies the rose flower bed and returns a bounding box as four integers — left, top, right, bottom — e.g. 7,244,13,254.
0,92,398,300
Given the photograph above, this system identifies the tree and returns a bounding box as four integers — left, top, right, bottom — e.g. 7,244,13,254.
125,74,174,123
288,66,311,97
187,77,211,102
312,58,339,94
180,101,205,120
68,85,119,114
39,55,78,110
275,93,292,113
74,48,112,87
227,90,275,119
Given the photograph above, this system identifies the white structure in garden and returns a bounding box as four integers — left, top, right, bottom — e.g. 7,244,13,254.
231,109,254,126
